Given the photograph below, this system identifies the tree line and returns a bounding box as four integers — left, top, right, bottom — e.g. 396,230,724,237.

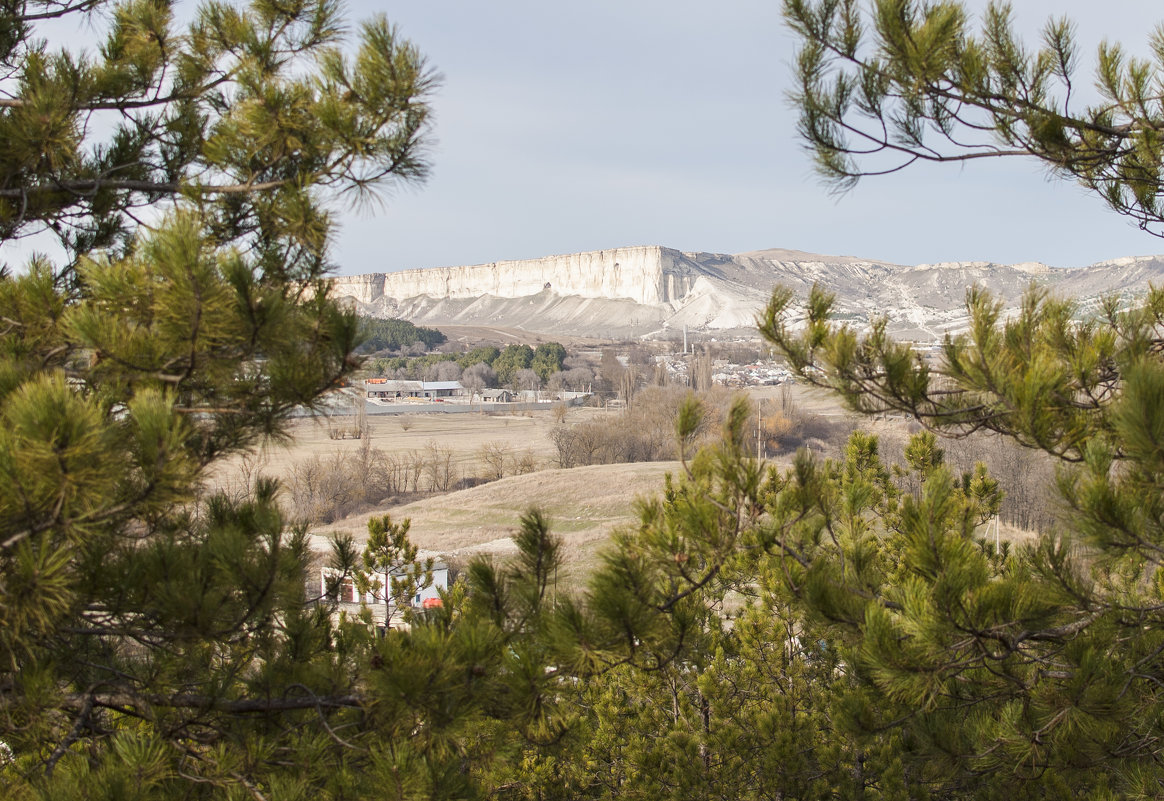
358,318,448,354
368,342,571,390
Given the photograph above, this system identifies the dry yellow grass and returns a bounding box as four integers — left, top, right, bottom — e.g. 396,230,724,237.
209,405,617,495
210,386,1040,592
309,461,683,582
206,385,860,585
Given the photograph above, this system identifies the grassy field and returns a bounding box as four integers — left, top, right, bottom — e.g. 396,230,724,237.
209,403,690,584
205,382,1042,589
209,404,601,495
309,461,685,584
206,383,864,583
209,382,850,495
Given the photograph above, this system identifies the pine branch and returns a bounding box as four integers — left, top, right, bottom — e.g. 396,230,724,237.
82,691,363,714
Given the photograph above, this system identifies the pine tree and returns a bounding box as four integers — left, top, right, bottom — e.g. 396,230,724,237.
784,0,1164,232
531,343,567,383
493,344,535,389
0,1,454,797
756,282,1164,796
494,403,1015,799
754,2,1164,793
487,3,1164,785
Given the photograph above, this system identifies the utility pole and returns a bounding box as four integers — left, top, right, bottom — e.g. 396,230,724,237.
756,399,762,460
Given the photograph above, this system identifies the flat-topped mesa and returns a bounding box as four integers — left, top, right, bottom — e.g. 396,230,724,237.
332,245,703,306
329,273,385,303
326,243,1164,342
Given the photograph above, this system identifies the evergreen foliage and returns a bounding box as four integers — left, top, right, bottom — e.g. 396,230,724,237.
475,5,1164,795
14,0,1164,797
699,2,1164,793
492,344,534,388
752,279,1164,796
365,343,568,387
458,346,502,369
0,0,466,797
0,0,435,275
482,403,1018,799
358,317,446,353
531,342,567,383
785,0,1164,234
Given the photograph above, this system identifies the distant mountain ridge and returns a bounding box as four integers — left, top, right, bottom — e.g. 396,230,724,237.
331,247,1164,341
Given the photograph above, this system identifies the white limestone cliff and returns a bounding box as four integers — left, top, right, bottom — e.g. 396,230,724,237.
333,246,703,306
331,246,1164,341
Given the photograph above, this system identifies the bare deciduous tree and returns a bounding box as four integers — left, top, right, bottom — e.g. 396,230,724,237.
479,441,509,481
434,360,463,381
563,367,593,391
516,368,541,399
424,441,457,492
462,362,496,401
552,402,569,424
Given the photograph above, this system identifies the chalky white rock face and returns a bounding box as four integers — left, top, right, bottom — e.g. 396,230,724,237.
332,246,1164,341
329,273,385,304
332,246,704,306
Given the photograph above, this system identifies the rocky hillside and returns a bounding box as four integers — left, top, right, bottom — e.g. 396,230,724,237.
333,247,1164,341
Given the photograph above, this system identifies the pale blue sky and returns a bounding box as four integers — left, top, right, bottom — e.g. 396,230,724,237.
335,1,1164,274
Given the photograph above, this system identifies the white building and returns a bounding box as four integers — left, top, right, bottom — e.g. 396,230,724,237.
320,563,450,627
364,380,464,400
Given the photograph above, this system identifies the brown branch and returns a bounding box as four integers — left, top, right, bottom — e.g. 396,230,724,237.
44,692,95,777
0,177,291,199
85,691,362,714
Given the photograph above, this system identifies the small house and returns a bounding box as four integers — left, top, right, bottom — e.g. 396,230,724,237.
364,380,464,401
422,381,463,399
365,379,422,399
319,562,450,627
